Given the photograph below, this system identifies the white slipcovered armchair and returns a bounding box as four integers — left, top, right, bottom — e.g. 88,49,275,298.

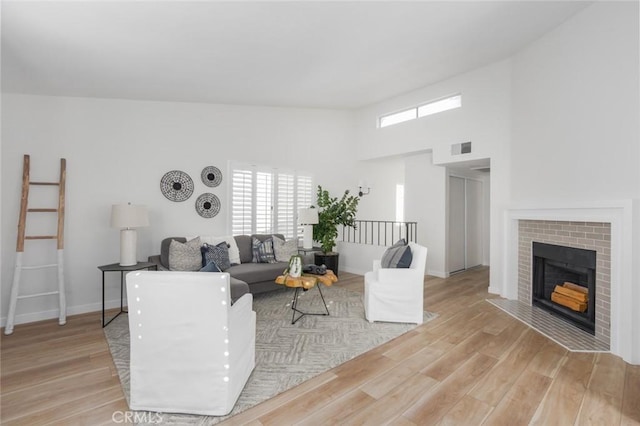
126,271,255,416
364,243,428,324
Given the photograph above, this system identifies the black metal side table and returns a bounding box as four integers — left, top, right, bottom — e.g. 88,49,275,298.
297,246,323,256
98,261,157,327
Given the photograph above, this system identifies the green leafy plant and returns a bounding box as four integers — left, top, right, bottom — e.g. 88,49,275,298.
312,185,359,254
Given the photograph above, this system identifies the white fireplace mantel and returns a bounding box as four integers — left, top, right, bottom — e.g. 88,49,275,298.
499,200,637,364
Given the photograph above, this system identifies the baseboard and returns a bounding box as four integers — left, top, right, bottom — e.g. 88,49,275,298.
0,298,128,328
340,266,368,276
427,269,447,278
487,285,503,296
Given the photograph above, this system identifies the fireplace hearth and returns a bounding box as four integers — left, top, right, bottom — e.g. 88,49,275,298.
532,242,596,334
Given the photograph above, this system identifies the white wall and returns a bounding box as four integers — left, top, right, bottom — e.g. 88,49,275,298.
1,94,357,326
352,3,639,325
355,60,512,166
354,61,512,283
352,156,405,222
339,156,406,275
342,152,449,277
405,152,447,277
510,1,640,204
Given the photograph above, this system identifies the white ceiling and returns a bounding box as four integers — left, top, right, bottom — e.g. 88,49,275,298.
1,1,590,110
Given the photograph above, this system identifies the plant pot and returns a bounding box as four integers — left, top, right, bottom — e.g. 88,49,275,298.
314,253,339,276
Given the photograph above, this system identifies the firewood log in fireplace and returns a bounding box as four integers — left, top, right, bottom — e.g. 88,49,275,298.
563,282,588,294
551,291,587,312
554,284,588,303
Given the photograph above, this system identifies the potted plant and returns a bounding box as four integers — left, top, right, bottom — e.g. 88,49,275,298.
312,185,359,275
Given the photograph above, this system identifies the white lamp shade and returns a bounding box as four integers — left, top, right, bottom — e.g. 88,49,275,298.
298,208,319,225
111,204,149,229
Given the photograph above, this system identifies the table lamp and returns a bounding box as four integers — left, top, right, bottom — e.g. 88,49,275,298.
111,203,149,266
298,208,319,249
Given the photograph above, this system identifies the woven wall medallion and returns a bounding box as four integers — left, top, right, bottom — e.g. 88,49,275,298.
195,193,221,218
201,166,223,187
160,170,194,202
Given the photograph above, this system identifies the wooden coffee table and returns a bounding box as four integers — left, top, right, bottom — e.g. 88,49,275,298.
275,270,338,324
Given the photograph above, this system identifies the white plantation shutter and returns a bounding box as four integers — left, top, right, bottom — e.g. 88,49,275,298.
255,172,273,234
276,173,295,238
232,169,252,235
296,175,313,211
296,175,313,236
230,162,312,238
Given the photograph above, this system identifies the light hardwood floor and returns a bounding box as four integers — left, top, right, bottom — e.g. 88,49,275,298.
1,268,638,425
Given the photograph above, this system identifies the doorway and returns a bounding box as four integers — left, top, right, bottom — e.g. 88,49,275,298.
448,175,483,274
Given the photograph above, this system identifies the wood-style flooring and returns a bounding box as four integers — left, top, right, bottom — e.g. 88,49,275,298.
1,267,638,425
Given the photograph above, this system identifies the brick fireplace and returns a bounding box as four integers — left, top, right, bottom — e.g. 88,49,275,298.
517,220,610,343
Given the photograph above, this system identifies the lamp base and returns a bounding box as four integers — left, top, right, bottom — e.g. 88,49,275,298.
120,229,137,266
302,225,313,249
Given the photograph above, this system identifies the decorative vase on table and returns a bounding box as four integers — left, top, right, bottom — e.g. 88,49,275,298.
287,255,303,278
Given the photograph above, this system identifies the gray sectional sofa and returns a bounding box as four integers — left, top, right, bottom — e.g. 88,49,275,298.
148,234,291,302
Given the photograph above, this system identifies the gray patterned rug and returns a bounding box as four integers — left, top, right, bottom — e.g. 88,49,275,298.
104,285,437,425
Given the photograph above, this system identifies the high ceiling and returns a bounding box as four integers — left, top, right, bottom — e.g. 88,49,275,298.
1,1,590,109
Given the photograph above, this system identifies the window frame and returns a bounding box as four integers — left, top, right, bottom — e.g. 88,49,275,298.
378,93,462,129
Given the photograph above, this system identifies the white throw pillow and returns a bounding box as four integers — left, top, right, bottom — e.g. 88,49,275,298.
272,235,299,262
188,235,241,265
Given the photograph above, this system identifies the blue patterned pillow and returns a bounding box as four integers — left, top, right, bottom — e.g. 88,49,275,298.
252,237,277,264
381,239,412,268
201,242,231,271
200,260,221,272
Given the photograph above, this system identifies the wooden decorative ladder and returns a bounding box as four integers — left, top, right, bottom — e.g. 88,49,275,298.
5,155,67,335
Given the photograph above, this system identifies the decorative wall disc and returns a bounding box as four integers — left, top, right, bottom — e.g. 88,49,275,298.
195,193,221,218
160,170,194,202
201,166,223,187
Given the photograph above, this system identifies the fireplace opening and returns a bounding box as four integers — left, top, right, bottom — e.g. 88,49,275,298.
532,242,596,334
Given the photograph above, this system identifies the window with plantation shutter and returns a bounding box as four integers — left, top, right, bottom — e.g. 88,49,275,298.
230,162,313,239
231,169,253,235
255,172,272,234
276,173,295,238
296,175,313,236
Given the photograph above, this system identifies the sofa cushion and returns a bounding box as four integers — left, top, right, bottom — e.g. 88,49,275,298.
252,233,285,242
235,234,285,264
225,262,287,285
235,235,254,264
161,235,287,267
201,242,231,271
161,237,187,269
189,235,241,265
169,237,202,271
272,235,299,262
200,260,221,272
252,237,277,263
229,277,250,303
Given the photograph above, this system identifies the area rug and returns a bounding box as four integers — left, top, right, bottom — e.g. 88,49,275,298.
104,285,437,425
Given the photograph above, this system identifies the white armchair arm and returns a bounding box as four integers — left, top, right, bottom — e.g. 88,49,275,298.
229,292,253,327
